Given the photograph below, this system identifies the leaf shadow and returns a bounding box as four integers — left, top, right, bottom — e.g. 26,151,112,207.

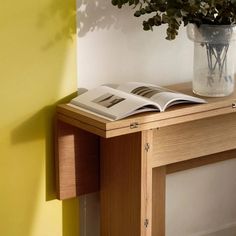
77,0,140,37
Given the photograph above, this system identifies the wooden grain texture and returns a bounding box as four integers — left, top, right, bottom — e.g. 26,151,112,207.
58,113,107,138
57,104,109,129
58,104,236,138
100,131,153,236
55,119,100,200
56,82,236,138
152,113,236,167
166,149,236,174
54,82,236,236
152,167,166,236
141,130,153,236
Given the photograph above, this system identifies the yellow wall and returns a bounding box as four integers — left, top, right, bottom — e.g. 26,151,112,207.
0,0,78,235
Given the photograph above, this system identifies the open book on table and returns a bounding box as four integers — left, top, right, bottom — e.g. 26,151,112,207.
69,82,206,121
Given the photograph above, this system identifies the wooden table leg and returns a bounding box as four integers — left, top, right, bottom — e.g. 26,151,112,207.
55,119,100,200
100,130,153,236
152,167,166,236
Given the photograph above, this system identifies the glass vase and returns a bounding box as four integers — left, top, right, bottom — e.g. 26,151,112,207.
187,24,236,97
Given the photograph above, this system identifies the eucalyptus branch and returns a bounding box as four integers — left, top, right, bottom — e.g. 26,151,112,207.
111,0,236,40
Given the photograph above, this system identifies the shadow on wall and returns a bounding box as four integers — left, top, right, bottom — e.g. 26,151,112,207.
63,199,79,236
77,0,142,37
75,0,193,89
0,0,78,235
11,95,76,200
36,0,142,40
38,0,76,49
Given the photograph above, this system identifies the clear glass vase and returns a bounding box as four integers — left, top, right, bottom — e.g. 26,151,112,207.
187,24,236,97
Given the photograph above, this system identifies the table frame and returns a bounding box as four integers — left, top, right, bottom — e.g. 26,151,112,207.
55,83,236,236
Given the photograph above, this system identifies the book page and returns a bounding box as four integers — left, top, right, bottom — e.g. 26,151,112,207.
70,86,160,120
117,82,206,111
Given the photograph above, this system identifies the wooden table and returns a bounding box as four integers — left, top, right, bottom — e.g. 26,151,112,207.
55,83,236,236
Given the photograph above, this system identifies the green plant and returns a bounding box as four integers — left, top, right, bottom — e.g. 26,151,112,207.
111,0,236,40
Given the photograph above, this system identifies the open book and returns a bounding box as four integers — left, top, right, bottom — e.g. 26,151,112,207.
69,82,206,121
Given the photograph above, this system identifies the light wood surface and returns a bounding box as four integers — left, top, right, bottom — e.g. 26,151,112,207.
141,130,153,236
55,82,236,236
55,120,100,200
57,82,236,138
152,167,166,236
100,131,153,236
152,113,236,167
100,132,142,236
166,149,236,174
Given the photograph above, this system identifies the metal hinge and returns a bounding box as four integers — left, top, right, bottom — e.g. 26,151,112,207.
144,219,149,228
144,143,150,152
130,122,139,129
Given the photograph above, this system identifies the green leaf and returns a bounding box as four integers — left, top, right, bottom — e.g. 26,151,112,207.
134,10,141,17
112,0,118,6
111,0,236,40
162,14,169,23
129,0,135,6
140,8,146,14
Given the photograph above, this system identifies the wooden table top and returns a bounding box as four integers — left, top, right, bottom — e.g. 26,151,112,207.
56,82,236,138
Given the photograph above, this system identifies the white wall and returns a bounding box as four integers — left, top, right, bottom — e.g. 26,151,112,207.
166,159,236,236
77,0,193,89
77,1,236,235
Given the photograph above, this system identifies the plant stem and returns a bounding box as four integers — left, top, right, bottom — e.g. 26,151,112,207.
205,43,230,85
